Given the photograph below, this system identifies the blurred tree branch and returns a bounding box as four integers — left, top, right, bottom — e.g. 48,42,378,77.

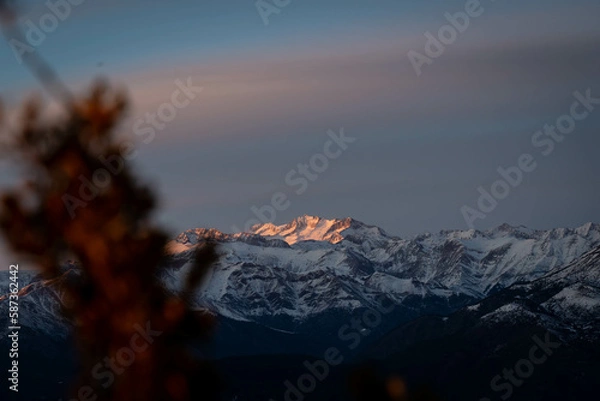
0,2,220,400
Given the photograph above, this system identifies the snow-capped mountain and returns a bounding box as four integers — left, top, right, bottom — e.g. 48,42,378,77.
0,266,78,338
2,216,599,401
2,216,600,337
160,216,600,327
370,244,600,357
495,245,600,339
364,245,600,401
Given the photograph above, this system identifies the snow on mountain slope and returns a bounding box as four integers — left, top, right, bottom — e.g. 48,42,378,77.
368,245,600,362
158,216,600,326
540,245,600,284
251,216,393,249
541,284,600,323
2,216,600,335
468,244,600,337
252,216,348,244
0,269,76,337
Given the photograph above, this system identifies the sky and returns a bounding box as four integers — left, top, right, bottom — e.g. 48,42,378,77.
1,0,600,267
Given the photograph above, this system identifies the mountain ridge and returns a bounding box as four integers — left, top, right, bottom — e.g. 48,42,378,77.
169,215,600,247
4,215,599,337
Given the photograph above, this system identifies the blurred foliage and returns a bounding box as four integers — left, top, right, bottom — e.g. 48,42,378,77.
0,79,221,401
0,4,221,395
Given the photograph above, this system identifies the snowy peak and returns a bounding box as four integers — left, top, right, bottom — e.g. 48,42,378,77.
575,222,599,237
3,218,600,337
168,216,367,248
251,215,355,245
250,215,393,245
165,227,290,254
175,228,230,244
161,216,600,317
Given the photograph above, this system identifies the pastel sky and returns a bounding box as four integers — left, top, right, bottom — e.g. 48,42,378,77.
1,0,600,259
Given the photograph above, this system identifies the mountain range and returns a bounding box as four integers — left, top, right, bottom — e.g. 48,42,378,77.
1,215,599,400
162,216,600,329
